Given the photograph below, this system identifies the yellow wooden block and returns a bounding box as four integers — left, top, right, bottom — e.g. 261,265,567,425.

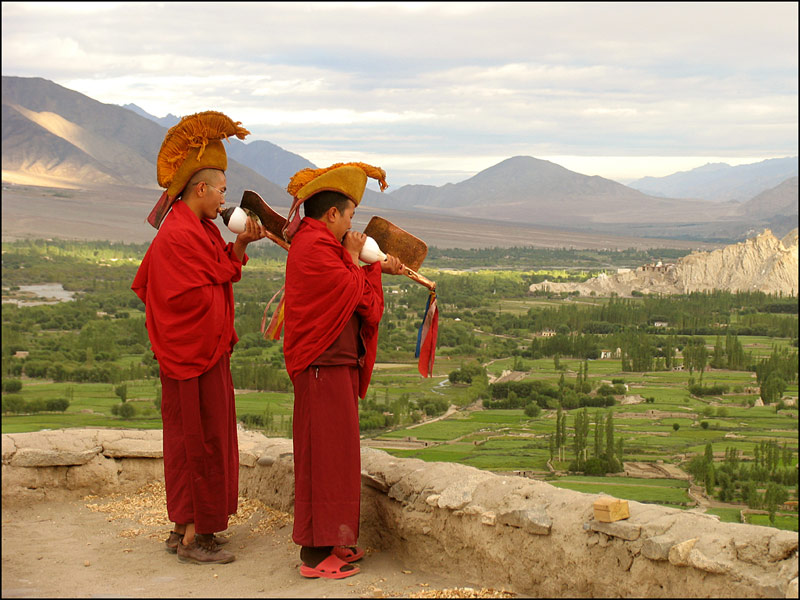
593,497,630,522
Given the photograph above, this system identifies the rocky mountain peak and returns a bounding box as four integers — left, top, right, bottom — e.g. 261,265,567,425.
781,228,799,248
530,229,799,297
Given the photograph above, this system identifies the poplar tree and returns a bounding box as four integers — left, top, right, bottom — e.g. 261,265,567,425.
573,410,584,464
704,442,714,464
664,335,676,370
572,408,590,464
711,336,725,368
764,482,788,525
583,360,590,389
555,404,563,460
593,410,603,458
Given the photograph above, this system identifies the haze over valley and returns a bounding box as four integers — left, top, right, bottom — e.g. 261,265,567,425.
2,76,797,248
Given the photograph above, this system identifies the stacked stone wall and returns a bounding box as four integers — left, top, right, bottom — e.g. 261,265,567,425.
3,428,797,598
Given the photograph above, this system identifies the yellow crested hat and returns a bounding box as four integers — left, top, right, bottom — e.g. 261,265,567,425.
147,110,250,228
283,162,388,240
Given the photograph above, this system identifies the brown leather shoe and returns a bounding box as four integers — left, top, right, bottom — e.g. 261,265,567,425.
177,534,235,565
165,531,183,554
167,531,227,553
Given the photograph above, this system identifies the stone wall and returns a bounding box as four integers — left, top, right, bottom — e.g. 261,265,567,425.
3,428,797,598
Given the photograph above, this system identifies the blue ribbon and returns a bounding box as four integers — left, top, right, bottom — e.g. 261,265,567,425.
415,292,433,358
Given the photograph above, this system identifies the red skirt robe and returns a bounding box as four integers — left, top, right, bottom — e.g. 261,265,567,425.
283,218,383,547
132,200,245,533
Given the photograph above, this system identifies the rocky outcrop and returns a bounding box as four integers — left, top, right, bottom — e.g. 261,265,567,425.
676,229,798,295
3,428,797,598
530,228,798,297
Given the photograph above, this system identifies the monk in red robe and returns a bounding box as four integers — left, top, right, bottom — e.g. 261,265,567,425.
132,111,266,565
282,164,403,579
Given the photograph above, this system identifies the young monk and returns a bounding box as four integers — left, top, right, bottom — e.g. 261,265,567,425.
132,111,267,565
281,163,404,579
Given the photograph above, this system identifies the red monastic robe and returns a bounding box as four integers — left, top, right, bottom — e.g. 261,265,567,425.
283,218,383,397
283,217,384,547
131,200,245,533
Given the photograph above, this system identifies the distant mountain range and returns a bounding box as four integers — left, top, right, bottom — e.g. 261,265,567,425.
1,76,293,210
2,75,797,243
628,158,798,202
127,103,316,189
122,103,180,129
373,155,720,232
369,156,797,240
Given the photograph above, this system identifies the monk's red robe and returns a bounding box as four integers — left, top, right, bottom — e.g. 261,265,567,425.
159,352,239,533
132,200,245,380
131,200,245,533
284,217,384,547
284,217,383,398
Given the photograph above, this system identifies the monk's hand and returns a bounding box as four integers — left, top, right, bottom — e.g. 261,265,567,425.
232,217,268,262
343,231,367,265
237,216,268,245
381,254,405,276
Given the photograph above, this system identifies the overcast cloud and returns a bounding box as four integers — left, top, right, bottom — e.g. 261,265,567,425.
2,2,797,186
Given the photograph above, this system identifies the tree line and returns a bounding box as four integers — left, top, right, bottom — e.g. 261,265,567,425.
686,441,796,524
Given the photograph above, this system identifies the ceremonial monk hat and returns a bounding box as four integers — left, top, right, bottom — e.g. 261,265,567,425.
147,110,250,229
283,162,388,241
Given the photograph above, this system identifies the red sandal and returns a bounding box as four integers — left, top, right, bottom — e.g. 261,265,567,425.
332,545,364,562
299,554,360,579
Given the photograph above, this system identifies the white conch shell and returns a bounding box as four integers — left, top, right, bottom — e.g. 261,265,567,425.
359,236,387,264
223,206,248,234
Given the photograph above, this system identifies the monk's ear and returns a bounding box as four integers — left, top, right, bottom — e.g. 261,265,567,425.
324,205,339,223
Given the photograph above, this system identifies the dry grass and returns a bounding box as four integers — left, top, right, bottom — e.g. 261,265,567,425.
407,587,516,598
84,481,292,541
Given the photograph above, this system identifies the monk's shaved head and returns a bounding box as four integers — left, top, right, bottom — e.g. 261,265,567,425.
184,169,225,198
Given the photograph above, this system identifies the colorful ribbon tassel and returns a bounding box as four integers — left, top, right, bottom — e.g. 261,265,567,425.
261,285,286,341
415,291,439,377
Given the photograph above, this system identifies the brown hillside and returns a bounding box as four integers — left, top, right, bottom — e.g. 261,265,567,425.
2,103,119,188
741,176,798,219
1,76,291,208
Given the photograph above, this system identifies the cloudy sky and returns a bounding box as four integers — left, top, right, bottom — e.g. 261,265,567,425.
2,2,797,187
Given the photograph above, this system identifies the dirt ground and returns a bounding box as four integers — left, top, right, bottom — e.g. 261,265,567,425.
1,482,516,599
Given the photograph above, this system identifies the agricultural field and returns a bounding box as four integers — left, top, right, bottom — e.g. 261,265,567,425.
2,239,798,530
